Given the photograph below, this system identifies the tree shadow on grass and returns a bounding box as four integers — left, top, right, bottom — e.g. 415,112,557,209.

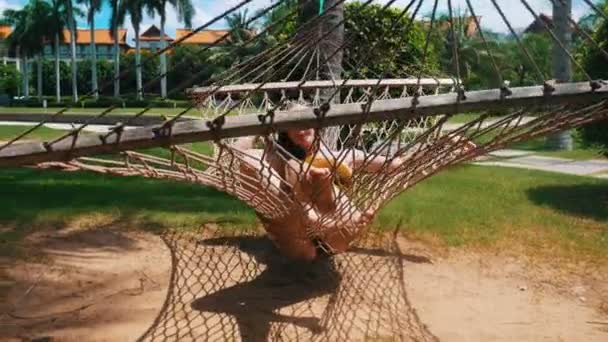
0,168,253,225
527,183,608,222
0,168,255,258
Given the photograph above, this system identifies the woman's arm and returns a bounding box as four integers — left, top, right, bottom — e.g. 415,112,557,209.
347,149,403,173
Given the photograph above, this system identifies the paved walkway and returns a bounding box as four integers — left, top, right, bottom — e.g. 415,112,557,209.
475,149,608,178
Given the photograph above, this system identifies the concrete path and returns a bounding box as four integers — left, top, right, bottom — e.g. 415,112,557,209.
0,120,136,133
476,149,608,178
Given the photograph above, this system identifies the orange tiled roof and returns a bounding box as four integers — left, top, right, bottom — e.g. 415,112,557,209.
63,28,128,45
139,35,174,41
175,29,230,45
0,25,12,39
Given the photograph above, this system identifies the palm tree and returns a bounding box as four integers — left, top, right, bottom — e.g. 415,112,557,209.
439,14,505,89
226,9,254,44
222,10,251,67
117,0,151,100
78,0,102,99
150,0,194,98
49,0,69,103
3,7,28,98
3,0,50,99
109,0,121,97
29,0,52,101
65,0,79,102
297,0,343,99
263,0,297,42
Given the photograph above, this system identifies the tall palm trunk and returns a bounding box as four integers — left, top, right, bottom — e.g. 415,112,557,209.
299,0,344,148
548,0,573,150
54,34,61,103
113,29,120,97
298,0,343,99
90,14,98,99
37,54,43,100
67,0,78,102
160,14,167,98
135,26,142,100
15,46,21,97
22,56,29,99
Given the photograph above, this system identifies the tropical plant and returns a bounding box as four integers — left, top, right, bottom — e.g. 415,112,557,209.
3,0,52,99
0,63,21,97
77,0,103,99
109,0,122,97
48,0,69,102
117,0,151,100
263,0,297,42
343,2,438,79
65,0,79,102
148,0,194,98
577,0,608,155
434,12,506,89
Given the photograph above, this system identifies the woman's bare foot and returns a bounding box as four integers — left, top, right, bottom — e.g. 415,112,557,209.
449,135,477,153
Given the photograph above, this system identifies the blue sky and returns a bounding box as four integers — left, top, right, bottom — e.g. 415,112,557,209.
0,0,596,44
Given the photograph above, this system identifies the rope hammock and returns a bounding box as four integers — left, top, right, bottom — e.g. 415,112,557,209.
2,0,608,340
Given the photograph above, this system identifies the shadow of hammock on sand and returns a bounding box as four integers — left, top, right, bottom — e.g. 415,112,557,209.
138,226,438,341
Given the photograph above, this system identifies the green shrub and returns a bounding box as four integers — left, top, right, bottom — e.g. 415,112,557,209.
578,121,608,156
0,64,20,97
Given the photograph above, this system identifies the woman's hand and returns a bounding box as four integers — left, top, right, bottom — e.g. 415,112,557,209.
305,166,331,182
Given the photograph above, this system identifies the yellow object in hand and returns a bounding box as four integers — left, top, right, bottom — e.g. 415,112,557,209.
304,156,353,188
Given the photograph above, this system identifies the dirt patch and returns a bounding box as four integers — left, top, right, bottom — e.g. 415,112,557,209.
1,226,607,341
402,248,608,341
1,227,171,341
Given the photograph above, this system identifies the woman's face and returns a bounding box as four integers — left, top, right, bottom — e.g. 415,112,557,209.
287,128,315,150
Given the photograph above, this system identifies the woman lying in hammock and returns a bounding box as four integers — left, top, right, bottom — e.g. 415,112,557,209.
232,106,403,261
233,103,476,261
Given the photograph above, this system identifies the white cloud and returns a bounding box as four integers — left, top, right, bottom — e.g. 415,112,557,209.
0,0,21,13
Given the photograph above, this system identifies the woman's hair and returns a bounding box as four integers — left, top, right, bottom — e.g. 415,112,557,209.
277,131,307,160
275,102,310,160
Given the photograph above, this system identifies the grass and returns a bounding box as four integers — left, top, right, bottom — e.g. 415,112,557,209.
378,165,607,258
1,165,606,262
0,106,203,117
446,112,481,124
470,130,606,161
0,106,248,117
0,125,70,142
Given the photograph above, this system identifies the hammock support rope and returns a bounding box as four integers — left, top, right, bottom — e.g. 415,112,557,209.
2,0,608,340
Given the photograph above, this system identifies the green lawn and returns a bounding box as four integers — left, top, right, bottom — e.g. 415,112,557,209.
1,165,606,262
0,106,253,117
0,106,204,116
510,136,606,160
0,125,71,141
446,112,481,124
378,166,607,256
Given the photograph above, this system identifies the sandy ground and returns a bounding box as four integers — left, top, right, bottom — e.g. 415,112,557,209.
1,227,607,341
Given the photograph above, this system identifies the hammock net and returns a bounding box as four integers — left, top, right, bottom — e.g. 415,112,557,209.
2,0,608,340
